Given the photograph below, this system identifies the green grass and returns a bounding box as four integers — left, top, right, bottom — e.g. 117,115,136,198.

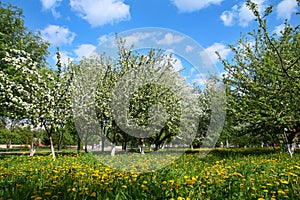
0,149,299,200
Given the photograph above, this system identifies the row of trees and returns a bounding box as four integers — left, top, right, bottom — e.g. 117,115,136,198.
1,0,298,159
0,2,217,158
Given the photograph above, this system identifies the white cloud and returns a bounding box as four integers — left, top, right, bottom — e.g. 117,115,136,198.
172,56,184,71
276,0,298,20
52,44,96,65
52,51,74,66
70,0,130,27
220,0,266,27
185,45,193,53
273,24,286,35
98,34,111,45
162,49,184,72
171,0,224,13
41,25,76,45
220,6,236,26
157,33,184,45
40,0,62,18
74,44,96,60
200,42,231,65
123,32,153,47
192,73,209,86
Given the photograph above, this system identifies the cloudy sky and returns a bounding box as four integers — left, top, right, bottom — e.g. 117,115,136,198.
4,0,299,78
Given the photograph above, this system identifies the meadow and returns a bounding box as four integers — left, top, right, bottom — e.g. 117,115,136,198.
0,149,299,200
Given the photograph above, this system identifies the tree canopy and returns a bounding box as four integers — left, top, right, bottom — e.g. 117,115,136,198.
220,0,300,155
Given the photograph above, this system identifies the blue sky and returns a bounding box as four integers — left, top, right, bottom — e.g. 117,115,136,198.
3,0,299,80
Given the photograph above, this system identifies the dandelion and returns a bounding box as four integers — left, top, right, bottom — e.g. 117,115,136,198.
278,189,285,194
90,192,96,197
45,192,51,195
280,180,289,184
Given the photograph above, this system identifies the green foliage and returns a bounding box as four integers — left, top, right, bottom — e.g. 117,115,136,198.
0,2,49,69
220,0,300,147
0,126,32,144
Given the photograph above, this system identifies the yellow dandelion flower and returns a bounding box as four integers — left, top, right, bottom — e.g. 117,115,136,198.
263,190,269,193
284,189,289,193
45,191,51,196
143,180,147,184
280,180,289,184
122,185,127,189
90,192,96,197
278,189,285,194
162,181,167,185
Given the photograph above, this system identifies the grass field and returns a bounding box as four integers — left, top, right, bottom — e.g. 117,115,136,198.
0,148,299,200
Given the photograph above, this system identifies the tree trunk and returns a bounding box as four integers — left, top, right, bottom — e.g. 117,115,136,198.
77,136,81,153
57,130,63,152
49,135,55,160
283,129,298,158
101,136,105,152
139,138,145,154
30,137,36,157
122,141,127,151
30,125,42,157
226,138,229,148
6,138,11,149
111,143,116,156
84,138,88,153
